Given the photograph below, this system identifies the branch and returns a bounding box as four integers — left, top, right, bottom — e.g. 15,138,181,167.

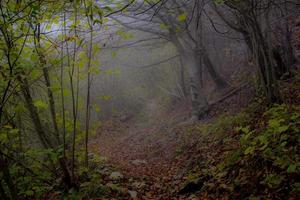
124,55,179,69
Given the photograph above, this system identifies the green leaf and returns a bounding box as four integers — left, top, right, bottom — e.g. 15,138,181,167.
101,95,111,101
287,164,297,173
177,13,187,22
112,51,117,58
34,100,48,109
94,104,101,113
244,146,255,155
277,125,289,133
159,23,169,30
268,119,281,128
263,174,284,187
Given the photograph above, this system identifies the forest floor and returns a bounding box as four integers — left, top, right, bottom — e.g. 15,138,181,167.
88,74,300,200
89,84,256,200
87,17,300,200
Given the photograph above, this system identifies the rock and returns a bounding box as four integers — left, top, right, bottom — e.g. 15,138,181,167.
88,152,95,159
109,171,123,180
132,181,147,189
188,194,199,200
120,114,129,122
106,183,128,196
179,178,205,194
173,172,184,180
131,159,148,165
98,167,110,176
128,190,138,199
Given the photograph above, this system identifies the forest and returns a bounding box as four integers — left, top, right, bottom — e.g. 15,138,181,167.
0,0,299,199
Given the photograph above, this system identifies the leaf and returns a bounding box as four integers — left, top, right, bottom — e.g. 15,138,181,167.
30,69,41,79
263,174,284,187
34,100,48,109
159,23,169,30
0,133,8,143
94,104,101,113
244,146,255,155
101,95,111,101
177,13,187,22
24,190,34,196
268,119,281,128
112,51,117,58
287,164,297,173
276,125,289,133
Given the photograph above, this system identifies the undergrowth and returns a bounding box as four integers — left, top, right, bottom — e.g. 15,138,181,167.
189,101,300,199
182,75,300,199
211,103,300,199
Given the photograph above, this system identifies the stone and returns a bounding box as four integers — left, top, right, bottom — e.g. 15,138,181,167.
188,194,199,200
132,181,147,189
128,190,138,199
131,159,148,165
109,171,123,180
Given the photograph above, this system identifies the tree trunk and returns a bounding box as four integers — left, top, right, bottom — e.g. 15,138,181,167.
183,52,209,119
19,77,54,148
172,35,209,119
201,47,229,90
281,18,296,71
249,15,281,104
179,55,187,97
35,23,60,145
0,154,16,200
0,181,8,200
43,66,60,143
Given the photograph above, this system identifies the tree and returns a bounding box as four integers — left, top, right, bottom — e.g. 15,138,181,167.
213,0,298,103
111,0,229,119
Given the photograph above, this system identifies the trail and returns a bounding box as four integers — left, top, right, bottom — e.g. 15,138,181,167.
89,85,255,199
90,100,185,199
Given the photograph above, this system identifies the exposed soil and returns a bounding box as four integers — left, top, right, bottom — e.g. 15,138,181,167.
89,84,254,199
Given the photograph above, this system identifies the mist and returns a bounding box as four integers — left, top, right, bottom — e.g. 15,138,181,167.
0,0,299,199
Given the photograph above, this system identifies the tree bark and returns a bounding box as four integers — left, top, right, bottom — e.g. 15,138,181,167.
0,154,16,200
201,47,229,90
34,23,60,145
0,181,8,200
179,55,188,97
183,52,209,119
172,35,209,119
19,77,53,148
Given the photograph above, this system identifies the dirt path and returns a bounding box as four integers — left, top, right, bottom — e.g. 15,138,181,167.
89,87,254,199
89,99,193,199
90,121,181,198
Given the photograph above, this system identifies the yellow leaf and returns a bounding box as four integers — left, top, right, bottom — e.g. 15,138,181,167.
177,13,187,22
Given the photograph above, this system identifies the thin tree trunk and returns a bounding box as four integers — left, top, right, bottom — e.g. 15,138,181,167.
70,1,79,179
43,67,60,142
179,55,187,97
281,4,296,70
34,24,60,144
61,10,67,157
0,154,16,200
0,181,8,200
19,76,75,188
19,77,53,148
84,5,94,167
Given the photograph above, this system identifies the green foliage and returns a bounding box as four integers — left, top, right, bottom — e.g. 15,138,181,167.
238,104,300,174
198,111,250,137
159,23,169,30
116,29,134,40
211,103,300,198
